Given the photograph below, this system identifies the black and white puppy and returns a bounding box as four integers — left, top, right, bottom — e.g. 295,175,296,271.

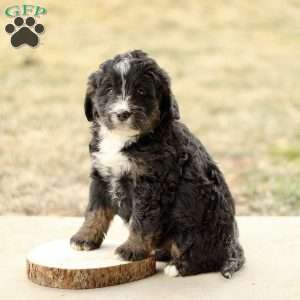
70,50,245,278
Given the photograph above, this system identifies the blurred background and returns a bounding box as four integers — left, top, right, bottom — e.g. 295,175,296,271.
0,0,299,216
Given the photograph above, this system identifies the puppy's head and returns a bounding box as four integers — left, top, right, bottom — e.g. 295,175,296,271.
84,50,179,135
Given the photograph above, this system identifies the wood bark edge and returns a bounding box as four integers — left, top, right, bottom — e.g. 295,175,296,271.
26,256,156,289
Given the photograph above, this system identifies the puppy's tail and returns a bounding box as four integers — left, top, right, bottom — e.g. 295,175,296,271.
221,242,245,279
221,221,245,279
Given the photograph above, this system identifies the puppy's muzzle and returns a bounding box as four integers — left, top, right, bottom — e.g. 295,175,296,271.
116,110,132,122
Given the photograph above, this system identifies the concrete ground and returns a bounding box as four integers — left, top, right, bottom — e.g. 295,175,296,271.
1,216,299,300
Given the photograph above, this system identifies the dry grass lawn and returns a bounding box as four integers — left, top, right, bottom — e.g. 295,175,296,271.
0,0,300,215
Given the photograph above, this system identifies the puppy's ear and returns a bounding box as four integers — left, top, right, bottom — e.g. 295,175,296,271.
157,68,180,121
85,60,113,121
84,70,101,122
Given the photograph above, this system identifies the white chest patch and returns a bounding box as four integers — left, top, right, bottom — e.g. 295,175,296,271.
92,125,137,178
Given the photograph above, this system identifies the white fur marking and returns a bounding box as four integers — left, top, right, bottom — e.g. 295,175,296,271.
121,78,126,99
92,124,137,178
110,96,130,115
164,265,179,277
223,271,233,279
114,59,130,100
114,58,130,75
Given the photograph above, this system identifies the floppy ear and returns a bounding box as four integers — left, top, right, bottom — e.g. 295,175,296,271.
85,60,113,121
157,68,180,121
84,70,101,122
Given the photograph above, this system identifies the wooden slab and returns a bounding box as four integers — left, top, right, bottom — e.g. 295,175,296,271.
26,239,156,289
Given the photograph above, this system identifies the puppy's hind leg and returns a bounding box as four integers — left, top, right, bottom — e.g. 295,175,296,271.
164,234,223,277
164,240,198,277
155,248,171,262
155,240,172,262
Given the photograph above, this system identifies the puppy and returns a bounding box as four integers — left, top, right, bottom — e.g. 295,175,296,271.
70,50,245,278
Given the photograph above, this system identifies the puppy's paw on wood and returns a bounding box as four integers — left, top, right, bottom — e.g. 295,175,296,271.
115,241,148,261
70,234,101,251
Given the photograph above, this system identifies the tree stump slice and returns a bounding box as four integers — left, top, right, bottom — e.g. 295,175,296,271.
26,240,156,289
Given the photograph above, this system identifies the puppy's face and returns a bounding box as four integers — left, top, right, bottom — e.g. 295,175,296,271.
95,56,160,134
85,50,179,135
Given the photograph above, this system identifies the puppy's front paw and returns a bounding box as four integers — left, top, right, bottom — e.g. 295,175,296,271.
115,241,148,261
70,233,101,251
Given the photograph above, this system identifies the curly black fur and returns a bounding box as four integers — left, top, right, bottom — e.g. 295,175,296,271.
71,50,245,278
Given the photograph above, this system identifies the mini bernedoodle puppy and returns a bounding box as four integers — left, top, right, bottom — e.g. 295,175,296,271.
70,50,245,278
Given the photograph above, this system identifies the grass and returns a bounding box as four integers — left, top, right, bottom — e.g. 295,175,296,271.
0,0,299,215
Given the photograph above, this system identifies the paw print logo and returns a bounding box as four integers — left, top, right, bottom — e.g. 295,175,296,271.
5,16,45,48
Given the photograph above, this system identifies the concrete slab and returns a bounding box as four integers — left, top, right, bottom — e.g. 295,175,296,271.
0,216,299,300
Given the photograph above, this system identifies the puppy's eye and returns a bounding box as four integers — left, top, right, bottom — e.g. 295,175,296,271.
137,88,145,96
105,86,113,95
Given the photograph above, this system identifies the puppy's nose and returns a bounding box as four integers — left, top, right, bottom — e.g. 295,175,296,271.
116,111,131,121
